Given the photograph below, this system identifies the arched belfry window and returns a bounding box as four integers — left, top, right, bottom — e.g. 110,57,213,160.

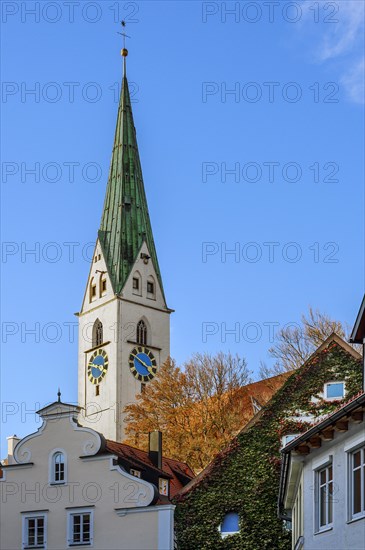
137,320,147,346
93,319,103,347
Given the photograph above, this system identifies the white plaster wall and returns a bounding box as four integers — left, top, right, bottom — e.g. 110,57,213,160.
0,409,173,550
78,240,171,441
300,422,365,549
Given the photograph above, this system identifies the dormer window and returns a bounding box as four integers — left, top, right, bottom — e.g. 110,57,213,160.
130,469,141,478
325,382,345,400
89,278,96,302
50,450,66,484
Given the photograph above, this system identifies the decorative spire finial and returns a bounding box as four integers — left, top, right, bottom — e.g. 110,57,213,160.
118,21,130,74
57,388,61,402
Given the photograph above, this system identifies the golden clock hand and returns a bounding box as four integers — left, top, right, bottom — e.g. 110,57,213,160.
131,353,153,374
91,363,103,372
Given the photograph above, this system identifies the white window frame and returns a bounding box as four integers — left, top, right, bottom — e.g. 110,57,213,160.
130,468,141,478
67,508,94,547
281,434,300,449
49,449,67,485
292,480,303,548
218,512,240,538
22,512,48,549
348,444,365,521
324,381,345,401
315,463,333,533
146,276,156,300
132,271,142,296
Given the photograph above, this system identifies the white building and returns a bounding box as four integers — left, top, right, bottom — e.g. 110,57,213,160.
279,388,365,550
0,398,188,550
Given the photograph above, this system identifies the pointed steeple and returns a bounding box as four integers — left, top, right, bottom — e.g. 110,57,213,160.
98,52,165,301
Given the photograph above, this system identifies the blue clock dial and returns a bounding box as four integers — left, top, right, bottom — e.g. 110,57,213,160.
129,346,157,382
88,349,108,384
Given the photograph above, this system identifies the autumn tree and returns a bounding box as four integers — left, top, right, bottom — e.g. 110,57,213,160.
123,352,251,471
259,307,358,377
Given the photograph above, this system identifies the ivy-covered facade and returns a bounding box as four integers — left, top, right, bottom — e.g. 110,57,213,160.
174,335,362,550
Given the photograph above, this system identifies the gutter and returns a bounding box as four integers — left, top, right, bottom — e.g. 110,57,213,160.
277,452,291,520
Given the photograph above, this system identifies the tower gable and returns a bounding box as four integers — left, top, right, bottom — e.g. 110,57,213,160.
80,239,114,315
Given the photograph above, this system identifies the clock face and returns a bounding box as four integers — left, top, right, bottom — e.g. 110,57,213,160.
88,349,108,384
129,346,157,382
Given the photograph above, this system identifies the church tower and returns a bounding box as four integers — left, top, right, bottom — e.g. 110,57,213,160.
77,46,172,441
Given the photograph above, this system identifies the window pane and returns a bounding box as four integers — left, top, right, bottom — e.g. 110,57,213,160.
320,469,326,485
354,450,361,469
320,486,326,526
221,512,239,533
28,518,35,545
82,514,91,542
353,468,361,514
328,482,333,524
73,515,81,542
326,383,344,398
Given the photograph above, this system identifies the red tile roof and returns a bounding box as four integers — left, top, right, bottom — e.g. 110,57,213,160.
105,440,195,499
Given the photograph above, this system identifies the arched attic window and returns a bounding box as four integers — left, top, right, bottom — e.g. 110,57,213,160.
146,276,156,299
50,451,66,484
132,271,142,296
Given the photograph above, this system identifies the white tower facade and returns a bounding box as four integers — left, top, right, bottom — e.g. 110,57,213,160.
77,58,171,441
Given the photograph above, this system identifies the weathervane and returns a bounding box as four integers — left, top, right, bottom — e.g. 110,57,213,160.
118,20,130,58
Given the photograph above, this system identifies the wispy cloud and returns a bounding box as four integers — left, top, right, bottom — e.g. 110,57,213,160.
302,0,364,104
317,1,364,61
341,58,364,104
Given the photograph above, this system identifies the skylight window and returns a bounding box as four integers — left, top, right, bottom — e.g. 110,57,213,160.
325,382,345,400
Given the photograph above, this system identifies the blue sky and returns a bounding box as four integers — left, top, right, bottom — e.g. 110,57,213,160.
1,1,364,455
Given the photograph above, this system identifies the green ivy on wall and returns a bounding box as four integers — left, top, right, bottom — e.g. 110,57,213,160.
174,340,362,550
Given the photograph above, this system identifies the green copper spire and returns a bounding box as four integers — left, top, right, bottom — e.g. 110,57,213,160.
98,56,165,301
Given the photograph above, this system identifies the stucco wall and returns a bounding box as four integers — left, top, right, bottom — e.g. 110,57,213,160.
299,421,365,549
0,406,174,550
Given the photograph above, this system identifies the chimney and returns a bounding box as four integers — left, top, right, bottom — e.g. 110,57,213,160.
149,431,162,470
7,435,20,465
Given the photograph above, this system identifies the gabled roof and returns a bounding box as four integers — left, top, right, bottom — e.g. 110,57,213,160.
231,372,291,431
105,440,195,499
175,334,361,501
98,68,165,301
350,294,365,343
